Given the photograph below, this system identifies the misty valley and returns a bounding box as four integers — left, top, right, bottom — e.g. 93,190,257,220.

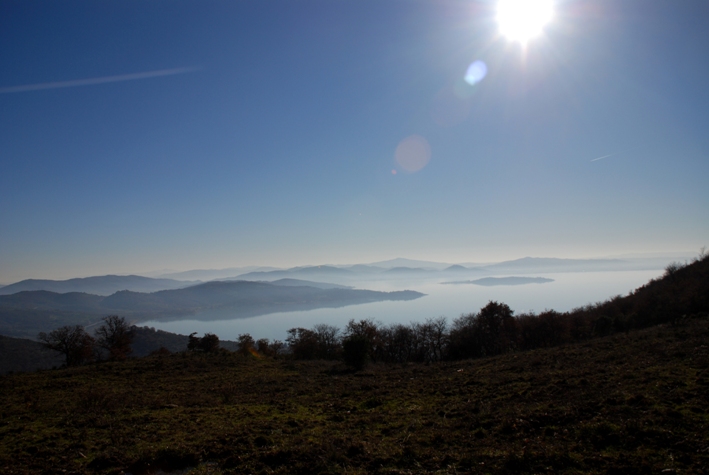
0,257,669,342
142,269,662,342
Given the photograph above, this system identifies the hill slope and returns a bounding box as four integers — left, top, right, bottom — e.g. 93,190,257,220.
0,326,242,373
1,317,707,474
0,335,64,373
0,275,199,296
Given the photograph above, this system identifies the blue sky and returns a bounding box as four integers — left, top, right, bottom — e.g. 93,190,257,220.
1,0,707,282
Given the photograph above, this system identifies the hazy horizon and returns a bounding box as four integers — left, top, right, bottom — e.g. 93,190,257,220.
2,1,707,286
0,250,699,285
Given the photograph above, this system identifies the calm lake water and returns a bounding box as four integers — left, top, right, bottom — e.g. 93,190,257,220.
141,269,663,342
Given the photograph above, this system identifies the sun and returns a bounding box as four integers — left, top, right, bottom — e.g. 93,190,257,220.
497,0,554,43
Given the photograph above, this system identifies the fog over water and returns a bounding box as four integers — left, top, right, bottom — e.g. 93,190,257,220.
142,270,663,342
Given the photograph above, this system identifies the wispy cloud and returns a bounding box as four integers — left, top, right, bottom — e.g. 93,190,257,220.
590,153,613,162
0,66,200,94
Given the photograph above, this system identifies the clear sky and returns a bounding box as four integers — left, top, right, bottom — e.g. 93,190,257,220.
1,0,708,283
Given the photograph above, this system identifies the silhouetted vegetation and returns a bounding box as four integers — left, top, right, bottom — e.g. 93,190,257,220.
95,315,133,361
37,325,95,367
341,334,369,369
236,333,255,356
187,332,220,353
285,324,341,360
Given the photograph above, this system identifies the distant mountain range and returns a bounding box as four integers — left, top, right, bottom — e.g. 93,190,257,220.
479,257,625,273
442,277,555,286
227,256,675,283
366,258,454,270
0,255,684,297
264,279,351,290
155,266,281,281
235,265,355,281
232,264,473,281
0,275,199,296
0,280,423,339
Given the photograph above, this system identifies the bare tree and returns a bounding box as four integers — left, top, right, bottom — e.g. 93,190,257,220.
38,325,95,367
95,315,133,361
313,324,341,359
427,317,448,363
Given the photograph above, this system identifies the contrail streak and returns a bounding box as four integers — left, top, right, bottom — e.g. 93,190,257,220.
0,66,200,94
590,153,613,162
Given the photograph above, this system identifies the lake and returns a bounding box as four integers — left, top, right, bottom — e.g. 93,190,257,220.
141,269,664,342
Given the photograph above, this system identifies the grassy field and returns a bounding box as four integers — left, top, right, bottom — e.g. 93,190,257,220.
1,317,708,474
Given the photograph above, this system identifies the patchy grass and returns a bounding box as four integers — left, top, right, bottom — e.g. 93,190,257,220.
1,317,708,474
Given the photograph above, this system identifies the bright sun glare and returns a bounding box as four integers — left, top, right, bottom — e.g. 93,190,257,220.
497,0,554,43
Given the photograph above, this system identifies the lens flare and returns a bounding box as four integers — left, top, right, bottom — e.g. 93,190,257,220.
497,0,554,43
395,135,431,173
464,61,488,86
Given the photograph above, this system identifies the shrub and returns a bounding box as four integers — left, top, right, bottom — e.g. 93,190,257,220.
187,332,220,353
237,333,255,356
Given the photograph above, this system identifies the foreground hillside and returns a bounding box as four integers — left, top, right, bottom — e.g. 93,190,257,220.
0,335,63,374
1,316,708,474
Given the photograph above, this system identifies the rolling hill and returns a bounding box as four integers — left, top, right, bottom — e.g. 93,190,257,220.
0,281,423,339
0,275,199,296
442,276,555,286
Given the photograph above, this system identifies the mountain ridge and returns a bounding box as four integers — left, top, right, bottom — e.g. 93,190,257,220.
2,255,683,290
0,281,424,339
0,275,200,296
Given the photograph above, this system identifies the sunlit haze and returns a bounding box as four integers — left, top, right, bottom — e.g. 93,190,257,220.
1,0,707,283
497,0,554,43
